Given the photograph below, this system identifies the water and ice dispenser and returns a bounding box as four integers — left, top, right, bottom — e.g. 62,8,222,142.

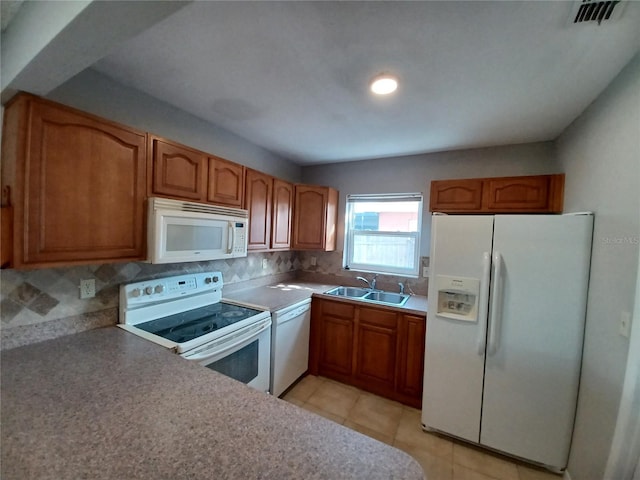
435,275,480,322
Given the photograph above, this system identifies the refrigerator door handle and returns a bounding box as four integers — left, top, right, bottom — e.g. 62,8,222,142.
487,251,504,356
476,251,492,355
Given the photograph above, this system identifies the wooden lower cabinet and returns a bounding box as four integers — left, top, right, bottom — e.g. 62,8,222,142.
310,297,426,408
397,314,427,400
313,300,355,381
355,307,398,395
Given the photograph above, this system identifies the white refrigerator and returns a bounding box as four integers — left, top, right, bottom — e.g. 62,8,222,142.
421,213,593,471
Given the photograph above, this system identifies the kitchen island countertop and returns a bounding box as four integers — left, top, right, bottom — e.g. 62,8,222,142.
1,327,425,480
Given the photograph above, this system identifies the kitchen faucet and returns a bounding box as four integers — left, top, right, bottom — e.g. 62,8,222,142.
356,274,378,290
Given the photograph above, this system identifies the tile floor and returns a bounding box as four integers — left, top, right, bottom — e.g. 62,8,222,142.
282,375,562,480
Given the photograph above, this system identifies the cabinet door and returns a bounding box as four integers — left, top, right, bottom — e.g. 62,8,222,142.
311,299,356,378
484,174,563,212
23,100,146,265
150,136,207,201
271,179,293,250
354,307,398,394
245,169,272,251
397,314,426,404
430,179,483,212
293,185,338,251
320,315,355,377
207,156,244,207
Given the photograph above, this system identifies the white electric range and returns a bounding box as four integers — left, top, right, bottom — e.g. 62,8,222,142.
119,271,272,392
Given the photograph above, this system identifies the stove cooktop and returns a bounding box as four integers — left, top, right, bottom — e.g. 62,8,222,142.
135,302,264,344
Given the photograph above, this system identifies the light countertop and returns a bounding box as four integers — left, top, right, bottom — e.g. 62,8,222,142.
224,281,428,315
1,327,424,480
224,281,337,312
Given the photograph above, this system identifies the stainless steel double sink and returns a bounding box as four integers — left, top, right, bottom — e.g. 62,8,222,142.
324,286,410,307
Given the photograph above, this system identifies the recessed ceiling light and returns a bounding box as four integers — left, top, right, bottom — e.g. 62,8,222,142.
370,74,398,95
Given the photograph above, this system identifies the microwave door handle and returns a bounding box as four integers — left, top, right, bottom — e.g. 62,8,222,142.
227,221,234,254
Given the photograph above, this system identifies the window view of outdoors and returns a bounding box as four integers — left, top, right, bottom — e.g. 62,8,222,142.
350,200,420,272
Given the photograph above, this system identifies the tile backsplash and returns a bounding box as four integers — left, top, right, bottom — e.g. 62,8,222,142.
1,250,428,350
0,251,300,349
296,251,429,296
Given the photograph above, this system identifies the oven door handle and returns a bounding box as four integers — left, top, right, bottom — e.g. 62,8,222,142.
183,319,271,362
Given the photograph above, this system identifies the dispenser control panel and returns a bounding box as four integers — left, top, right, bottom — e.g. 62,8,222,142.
435,275,480,322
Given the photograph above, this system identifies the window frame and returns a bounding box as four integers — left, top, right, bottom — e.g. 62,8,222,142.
343,193,423,277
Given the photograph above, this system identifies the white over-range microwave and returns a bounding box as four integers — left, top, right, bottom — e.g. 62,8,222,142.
147,197,249,264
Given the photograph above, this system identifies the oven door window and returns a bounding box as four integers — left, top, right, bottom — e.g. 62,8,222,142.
204,339,259,384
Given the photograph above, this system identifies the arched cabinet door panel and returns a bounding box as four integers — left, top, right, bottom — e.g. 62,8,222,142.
2,94,146,268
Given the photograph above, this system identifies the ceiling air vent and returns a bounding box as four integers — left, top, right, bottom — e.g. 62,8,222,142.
570,0,626,25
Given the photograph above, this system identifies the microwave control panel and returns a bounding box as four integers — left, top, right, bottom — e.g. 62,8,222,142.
232,222,247,256
435,275,480,322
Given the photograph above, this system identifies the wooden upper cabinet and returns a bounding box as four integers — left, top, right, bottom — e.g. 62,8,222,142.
271,179,293,250
430,178,484,212
245,169,273,251
207,156,244,207
292,185,338,251
484,175,563,212
149,136,207,201
430,174,564,213
1,94,147,268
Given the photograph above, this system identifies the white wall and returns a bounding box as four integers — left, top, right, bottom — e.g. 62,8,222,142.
302,142,558,256
47,69,301,182
556,53,640,479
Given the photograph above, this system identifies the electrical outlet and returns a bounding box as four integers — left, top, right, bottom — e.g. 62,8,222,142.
619,311,631,338
310,256,317,266
423,267,430,277
79,279,96,299
262,258,268,269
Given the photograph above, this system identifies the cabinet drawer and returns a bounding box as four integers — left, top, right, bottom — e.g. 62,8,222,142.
321,300,356,319
359,307,397,329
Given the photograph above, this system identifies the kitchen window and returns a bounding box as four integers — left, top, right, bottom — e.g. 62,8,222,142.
344,193,423,277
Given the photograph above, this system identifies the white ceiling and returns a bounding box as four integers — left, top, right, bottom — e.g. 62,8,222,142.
87,2,638,165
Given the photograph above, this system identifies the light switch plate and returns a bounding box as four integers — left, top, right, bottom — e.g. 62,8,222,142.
423,267,430,277
262,259,268,269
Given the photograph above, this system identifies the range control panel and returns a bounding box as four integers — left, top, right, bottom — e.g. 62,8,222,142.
121,271,223,307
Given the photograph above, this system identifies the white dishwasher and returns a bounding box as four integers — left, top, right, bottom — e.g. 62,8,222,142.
270,298,312,397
